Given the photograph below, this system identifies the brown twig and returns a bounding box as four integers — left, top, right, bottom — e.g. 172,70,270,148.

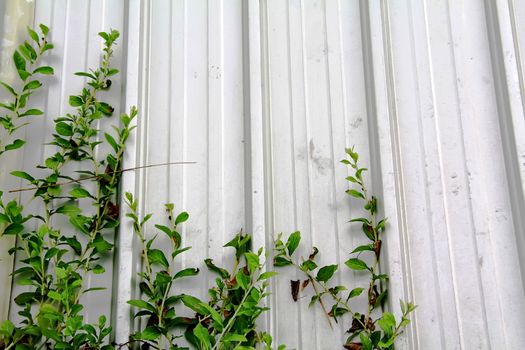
8,161,196,193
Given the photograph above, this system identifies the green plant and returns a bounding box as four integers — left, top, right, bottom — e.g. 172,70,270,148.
273,147,416,350
125,194,285,350
186,232,284,350
124,192,199,350
0,24,54,157
0,28,136,350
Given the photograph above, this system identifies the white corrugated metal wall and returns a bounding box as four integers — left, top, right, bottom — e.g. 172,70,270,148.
1,1,525,349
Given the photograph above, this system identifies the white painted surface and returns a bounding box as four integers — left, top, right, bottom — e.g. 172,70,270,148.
1,0,525,349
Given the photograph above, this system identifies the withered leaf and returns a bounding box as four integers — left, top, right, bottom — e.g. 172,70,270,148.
291,280,300,302
368,285,379,306
365,316,375,331
309,247,319,260
374,239,382,259
347,315,365,333
302,279,310,290
343,343,363,350
107,202,119,220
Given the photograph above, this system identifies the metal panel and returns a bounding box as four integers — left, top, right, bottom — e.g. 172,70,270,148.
1,0,525,349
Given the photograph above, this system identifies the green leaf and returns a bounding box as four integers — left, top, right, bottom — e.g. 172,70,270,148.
356,168,367,180
17,69,31,81
69,95,83,107
56,205,81,216
258,271,278,281
346,189,364,199
18,45,32,61
172,246,191,259
139,326,161,341
236,269,250,290
181,295,210,316
47,291,62,301
55,122,73,136
5,139,25,151
104,132,119,152
3,223,24,235
148,249,169,269
173,267,199,279
204,258,230,279
347,288,364,300
92,235,113,253
20,108,44,117
23,41,37,60
65,236,82,255
348,217,370,224
350,244,374,254
175,211,189,225
27,27,40,42
39,24,49,36
69,187,92,199
345,258,369,271
273,256,292,267
286,231,301,256
154,224,173,238
245,252,260,273
42,43,54,52
0,82,17,96
0,320,15,336
92,264,105,274
222,333,247,342
13,50,26,71
378,312,396,333
301,260,318,271
10,171,34,182
33,66,54,75
75,71,96,79
127,299,156,313
316,264,338,282
193,323,212,350
346,175,359,183
359,333,373,350
14,292,36,305
69,216,89,234
23,80,42,91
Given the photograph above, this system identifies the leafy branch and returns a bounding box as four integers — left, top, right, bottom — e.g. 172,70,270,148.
0,24,54,156
0,28,136,350
125,192,198,350
273,147,416,350
183,232,285,350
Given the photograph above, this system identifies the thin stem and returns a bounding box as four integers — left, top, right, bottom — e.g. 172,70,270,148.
8,162,196,193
